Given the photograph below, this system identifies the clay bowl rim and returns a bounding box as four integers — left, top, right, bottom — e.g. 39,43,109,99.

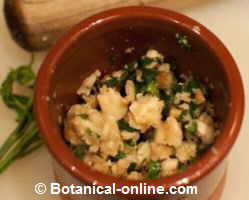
34,6,244,190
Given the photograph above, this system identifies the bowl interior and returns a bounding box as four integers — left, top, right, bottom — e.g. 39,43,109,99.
49,16,229,132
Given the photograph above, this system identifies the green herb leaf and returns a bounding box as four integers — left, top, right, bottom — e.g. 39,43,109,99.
85,128,93,136
146,80,159,96
103,78,119,87
71,144,88,159
113,151,126,161
127,162,137,174
138,57,154,68
189,102,199,118
176,33,192,50
186,121,198,134
178,157,198,172
142,68,159,83
78,113,89,120
178,163,188,171
159,89,171,102
118,120,138,132
0,121,39,173
198,143,212,156
16,66,35,85
185,78,206,94
124,63,137,73
118,64,137,95
0,61,34,122
178,110,187,122
147,160,161,179
159,90,172,120
161,104,170,121
137,68,159,96
171,82,183,95
124,139,137,147
0,54,43,174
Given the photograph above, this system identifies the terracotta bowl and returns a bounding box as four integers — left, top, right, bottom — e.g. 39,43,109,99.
34,6,244,200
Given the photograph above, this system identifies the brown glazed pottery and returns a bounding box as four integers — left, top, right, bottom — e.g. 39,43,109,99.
34,6,244,200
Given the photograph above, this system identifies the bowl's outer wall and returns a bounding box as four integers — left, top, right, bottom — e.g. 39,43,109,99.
34,7,244,200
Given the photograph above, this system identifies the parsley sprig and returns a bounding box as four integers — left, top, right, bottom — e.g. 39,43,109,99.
176,33,192,50
0,55,42,173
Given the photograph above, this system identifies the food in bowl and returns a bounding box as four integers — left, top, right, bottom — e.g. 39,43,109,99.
64,49,219,180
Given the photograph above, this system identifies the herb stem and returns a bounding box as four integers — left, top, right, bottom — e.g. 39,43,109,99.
0,124,38,173
17,137,42,159
0,54,43,174
0,111,31,158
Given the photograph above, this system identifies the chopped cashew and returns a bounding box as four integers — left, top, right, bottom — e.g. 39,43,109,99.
128,95,164,132
161,159,178,176
97,86,128,120
150,143,174,160
77,70,101,96
194,89,205,104
156,71,174,89
100,116,123,158
125,80,136,102
176,142,197,163
154,117,183,147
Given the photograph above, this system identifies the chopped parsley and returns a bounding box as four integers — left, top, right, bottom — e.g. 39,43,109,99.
185,78,206,94
159,89,172,102
178,163,188,171
171,82,184,95
145,80,159,96
138,68,159,96
124,139,137,147
85,128,93,136
138,57,154,68
147,160,161,179
142,68,159,83
178,110,187,122
159,90,172,120
103,77,119,87
189,102,199,118
127,162,137,174
186,121,198,134
118,119,138,132
175,33,192,50
112,151,126,161
71,144,88,159
161,104,170,121
78,113,89,120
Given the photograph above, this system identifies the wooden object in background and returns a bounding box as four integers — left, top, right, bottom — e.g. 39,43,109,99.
4,0,159,51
